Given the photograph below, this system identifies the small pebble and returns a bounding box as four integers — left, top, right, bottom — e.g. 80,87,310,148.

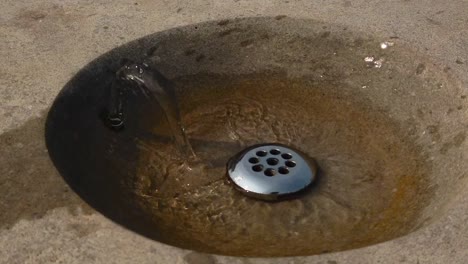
373,58,384,68
380,41,395,49
364,56,375,62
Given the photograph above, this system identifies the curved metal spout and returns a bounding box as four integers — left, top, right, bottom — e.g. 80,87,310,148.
104,60,195,158
105,78,126,130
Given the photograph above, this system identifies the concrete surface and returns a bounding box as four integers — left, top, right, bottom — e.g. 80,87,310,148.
1,0,467,263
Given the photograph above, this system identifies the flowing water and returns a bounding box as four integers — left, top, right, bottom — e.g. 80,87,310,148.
118,72,431,256
112,61,195,158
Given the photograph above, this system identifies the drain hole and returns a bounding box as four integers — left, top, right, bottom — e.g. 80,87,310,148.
264,168,276,176
278,167,289,174
252,165,264,172
267,158,279,166
270,149,281,155
256,150,268,157
249,157,260,164
281,153,292,159
285,161,296,168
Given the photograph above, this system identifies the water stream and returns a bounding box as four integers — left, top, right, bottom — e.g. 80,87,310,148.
108,60,195,159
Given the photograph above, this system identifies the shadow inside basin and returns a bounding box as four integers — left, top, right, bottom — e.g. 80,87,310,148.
45,17,468,257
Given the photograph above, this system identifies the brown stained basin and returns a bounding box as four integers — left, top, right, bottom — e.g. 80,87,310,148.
45,17,468,257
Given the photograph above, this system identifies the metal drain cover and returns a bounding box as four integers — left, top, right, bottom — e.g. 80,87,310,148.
227,143,318,201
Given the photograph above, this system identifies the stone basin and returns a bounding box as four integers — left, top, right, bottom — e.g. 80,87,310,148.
44,17,468,257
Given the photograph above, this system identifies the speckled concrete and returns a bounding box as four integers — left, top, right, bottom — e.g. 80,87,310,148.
1,0,467,263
